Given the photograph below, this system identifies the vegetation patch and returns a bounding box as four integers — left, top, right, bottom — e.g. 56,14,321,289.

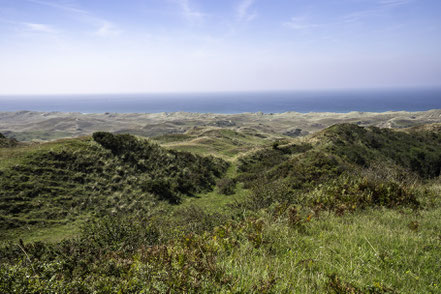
0,133,18,147
0,132,228,233
1,124,441,292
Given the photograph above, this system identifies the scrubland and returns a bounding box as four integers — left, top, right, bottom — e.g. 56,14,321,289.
1,123,441,293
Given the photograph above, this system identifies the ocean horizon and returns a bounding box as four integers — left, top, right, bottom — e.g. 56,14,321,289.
1,88,441,114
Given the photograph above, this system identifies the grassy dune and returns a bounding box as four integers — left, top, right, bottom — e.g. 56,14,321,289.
1,124,440,293
154,128,277,159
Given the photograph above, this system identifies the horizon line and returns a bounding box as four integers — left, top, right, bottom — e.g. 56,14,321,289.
1,85,441,97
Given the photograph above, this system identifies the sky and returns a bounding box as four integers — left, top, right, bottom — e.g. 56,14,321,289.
0,0,440,94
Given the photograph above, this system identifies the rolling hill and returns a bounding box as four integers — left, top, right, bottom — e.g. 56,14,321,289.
1,124,440,293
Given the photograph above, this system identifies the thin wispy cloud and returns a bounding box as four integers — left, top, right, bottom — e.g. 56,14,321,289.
23,22,57,33
343,9,382,23
26,0,122,36
283,17,320,30
343,0,413,23
379,0,412,7
94,21,121,37
236,0,258,22
27,0,87,14
174,0,205,23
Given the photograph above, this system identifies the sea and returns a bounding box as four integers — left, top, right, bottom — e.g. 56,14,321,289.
0,88,440,114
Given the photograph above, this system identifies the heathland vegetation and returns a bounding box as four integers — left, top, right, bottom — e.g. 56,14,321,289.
2,109,441,141
1,124,441,293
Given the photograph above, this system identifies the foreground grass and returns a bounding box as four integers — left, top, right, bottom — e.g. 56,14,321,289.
215,206,441,293
3,197,439,293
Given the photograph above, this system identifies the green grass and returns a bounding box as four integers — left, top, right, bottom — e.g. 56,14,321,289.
251,203,439,292
180,182,250,214
178,164,249,213
213,206,440,293
0,140,62,169
1,218,85,243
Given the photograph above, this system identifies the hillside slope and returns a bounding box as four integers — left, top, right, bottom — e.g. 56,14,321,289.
0,132,228,236
236,124,441,212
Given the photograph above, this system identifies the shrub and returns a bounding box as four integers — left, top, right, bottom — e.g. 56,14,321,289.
244,180,296,211
171,205,227,234
141,178,180,204
304,173,419,213
216,178,237,195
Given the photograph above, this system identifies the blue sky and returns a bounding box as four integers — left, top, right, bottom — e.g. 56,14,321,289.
0,0,440,94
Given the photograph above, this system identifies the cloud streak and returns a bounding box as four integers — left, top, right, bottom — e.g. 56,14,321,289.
283,17,320,30
27,0,87,14
94,21,121,37
23,22,57,33
26,0,121,36
174,0,205,23
379,0,412,8
343,0,413,23
236,0,257,22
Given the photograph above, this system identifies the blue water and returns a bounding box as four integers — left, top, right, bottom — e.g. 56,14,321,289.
0,88,440,114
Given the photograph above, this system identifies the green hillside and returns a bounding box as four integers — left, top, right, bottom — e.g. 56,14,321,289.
0,132,228,240
236,124,441,212
1,125,441,293
153,127,277,159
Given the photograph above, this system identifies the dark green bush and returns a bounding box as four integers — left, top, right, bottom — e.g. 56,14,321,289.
216,177,237,195
141,178,180,203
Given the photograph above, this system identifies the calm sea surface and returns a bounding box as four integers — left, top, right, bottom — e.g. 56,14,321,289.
1,88,440,114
